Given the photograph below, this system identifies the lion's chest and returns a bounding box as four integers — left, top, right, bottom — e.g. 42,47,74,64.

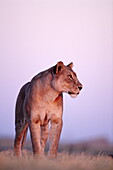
30,94,63,126
40,103,62,125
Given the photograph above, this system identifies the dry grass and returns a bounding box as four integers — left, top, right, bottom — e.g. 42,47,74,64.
0,150,113,170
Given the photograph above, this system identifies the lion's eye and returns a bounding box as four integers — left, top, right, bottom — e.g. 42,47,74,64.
68,75,73,80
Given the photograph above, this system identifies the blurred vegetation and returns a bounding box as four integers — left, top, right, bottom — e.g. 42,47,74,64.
0,138,113,155
0,138,113,170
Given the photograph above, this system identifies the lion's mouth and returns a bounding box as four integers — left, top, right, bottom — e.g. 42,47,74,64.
68,91,79,98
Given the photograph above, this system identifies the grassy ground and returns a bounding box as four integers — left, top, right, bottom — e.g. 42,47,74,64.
0,150,113,170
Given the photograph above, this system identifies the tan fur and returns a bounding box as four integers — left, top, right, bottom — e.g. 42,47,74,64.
14,61,83,158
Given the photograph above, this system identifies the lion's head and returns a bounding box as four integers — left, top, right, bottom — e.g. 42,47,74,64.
52,61,83,98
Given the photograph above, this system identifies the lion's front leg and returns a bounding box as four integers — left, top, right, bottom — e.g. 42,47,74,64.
41,124,49,154
29,121,42,157
48,118,63,158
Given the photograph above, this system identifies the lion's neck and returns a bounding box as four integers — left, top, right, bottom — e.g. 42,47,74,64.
31,71,61,103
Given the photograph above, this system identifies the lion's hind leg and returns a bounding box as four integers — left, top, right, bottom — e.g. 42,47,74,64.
21,125,28,150
14,122,28,157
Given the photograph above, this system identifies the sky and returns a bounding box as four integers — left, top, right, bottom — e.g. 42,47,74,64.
0,0,113,143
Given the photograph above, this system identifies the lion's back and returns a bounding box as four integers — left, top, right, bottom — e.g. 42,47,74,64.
15,82,30,125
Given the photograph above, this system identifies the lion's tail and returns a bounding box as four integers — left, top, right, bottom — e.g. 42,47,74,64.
21,124,28,150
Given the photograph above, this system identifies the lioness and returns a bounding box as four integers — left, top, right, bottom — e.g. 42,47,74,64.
14,61,82,158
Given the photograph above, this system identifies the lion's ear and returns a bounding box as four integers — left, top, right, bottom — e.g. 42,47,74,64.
67,62,73,69
55,61,64,74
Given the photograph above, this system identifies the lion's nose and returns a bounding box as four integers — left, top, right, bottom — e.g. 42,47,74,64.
78,86,82,90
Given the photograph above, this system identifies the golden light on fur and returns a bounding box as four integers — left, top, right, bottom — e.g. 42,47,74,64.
14,61,82,158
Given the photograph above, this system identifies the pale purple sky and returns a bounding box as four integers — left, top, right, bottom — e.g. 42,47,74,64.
0,0,113,143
